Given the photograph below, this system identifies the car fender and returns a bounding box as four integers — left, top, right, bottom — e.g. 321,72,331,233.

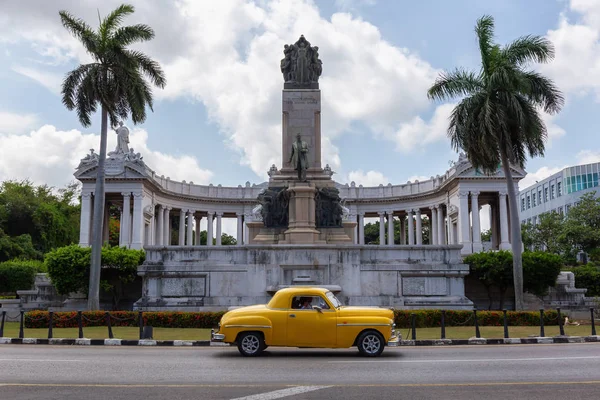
222,315,273,344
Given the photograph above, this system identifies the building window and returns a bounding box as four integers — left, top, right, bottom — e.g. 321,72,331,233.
557,182,562,196
533,193,536,207
551,184,555,199
558,206,563,215
527,195,531,209
544,187,548,202
521,198,525,212
566,204,571,213
538,190,542,203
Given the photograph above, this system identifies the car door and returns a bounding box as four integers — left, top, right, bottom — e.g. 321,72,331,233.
286,295,337,347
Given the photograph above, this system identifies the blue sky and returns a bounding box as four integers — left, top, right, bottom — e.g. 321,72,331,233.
0,0,599,191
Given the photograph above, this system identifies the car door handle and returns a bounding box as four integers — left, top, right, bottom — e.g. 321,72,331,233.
289,314,296,318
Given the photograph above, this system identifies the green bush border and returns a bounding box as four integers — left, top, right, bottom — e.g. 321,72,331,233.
25,309,558,329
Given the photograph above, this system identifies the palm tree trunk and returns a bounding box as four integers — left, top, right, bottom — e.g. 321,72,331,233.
88,106,108,310
500,152,524,311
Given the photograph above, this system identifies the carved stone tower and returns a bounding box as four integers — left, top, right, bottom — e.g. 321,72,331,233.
248,35,355,245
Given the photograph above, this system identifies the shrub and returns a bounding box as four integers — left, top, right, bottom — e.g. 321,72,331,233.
522,252,563,297
572,265,600,297
24,309,556,329
0,259,45,294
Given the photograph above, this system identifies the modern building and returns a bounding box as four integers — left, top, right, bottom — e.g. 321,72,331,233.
518,162,600,225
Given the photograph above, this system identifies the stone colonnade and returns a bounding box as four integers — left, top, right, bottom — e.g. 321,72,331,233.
352,190,512,253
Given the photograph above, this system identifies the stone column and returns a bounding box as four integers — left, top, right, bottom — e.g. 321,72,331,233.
79,192,92,246
499,191,511,250
407,210,415,245
236,213,244,245
178,210,186,246
195,215,202,245
448,218,455,245
358,213,365,245
471,191,482,253
437,205,445,245
186,210,194,245
118,206,123,243
156,205,164,246
387,212,394,245
400,216,406,244
430,206,438,245
415,209,423,245
378,212,386,245
458,191,472,255
131,192,144,249
352,214,358,244
244,213,250,245
215,212,223,245
121,192,131,247
163,206,171,246
207,212,214,246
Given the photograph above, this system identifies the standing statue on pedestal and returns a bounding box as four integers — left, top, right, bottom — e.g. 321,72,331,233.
108,121,130,157
281,35,323,88
289,133,309,181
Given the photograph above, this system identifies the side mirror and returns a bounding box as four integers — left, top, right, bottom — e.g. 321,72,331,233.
313,306,323,313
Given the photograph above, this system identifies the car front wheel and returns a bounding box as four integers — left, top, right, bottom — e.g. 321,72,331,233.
357,331,384,357
237,332,265,357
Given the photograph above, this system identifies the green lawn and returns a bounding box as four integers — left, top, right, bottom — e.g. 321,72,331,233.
1,322,597,341
1,322,211,340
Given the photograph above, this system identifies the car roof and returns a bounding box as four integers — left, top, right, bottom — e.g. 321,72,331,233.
275,287,330,295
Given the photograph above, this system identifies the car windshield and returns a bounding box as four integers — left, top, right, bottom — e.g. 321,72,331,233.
325,291,342,308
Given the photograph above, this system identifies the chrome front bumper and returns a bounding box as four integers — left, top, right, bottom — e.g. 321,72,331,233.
387,330,401,347
211,329,225,342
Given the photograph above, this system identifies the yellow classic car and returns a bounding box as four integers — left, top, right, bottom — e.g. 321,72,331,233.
211,287,400,357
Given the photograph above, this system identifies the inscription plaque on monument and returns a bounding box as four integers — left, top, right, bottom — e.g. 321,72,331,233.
161,277,206,297
402,277,448,296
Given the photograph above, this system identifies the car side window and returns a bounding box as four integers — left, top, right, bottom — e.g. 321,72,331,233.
291,295,330,310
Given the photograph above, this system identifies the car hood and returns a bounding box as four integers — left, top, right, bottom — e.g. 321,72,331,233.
337,306,394,319
223,304,267,317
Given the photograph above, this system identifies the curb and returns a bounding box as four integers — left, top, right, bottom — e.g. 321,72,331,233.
399,335,600,346
0,337,231,346
1,336,598,346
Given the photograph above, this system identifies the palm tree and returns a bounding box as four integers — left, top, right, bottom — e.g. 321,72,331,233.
59,4,166,310
427,15,563,310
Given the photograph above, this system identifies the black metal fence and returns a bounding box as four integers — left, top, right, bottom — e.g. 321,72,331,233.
406,307,597,340
0,310,151,339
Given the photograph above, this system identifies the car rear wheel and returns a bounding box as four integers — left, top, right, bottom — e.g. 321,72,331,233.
357,331,384,357
237,332,265,357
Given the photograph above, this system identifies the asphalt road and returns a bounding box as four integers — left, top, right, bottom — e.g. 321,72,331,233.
1,344,600,399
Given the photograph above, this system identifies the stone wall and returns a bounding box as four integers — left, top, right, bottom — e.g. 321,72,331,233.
133,244,473,311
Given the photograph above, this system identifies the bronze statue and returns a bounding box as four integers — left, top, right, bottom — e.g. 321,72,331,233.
281,35,322,88
289,133,309,181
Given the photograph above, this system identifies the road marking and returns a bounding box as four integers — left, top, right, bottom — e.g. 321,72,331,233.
0,359,88,362
328,355,600,364
229,385,332,400
1,382,600,388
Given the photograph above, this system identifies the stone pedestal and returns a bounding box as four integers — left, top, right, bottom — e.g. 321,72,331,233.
283,182,322,244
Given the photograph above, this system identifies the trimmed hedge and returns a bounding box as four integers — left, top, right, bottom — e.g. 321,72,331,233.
0,259,45,294
25,309,558,329
25,310,226,329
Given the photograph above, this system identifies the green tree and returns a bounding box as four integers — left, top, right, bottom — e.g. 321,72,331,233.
427,16,564,309
198,231,237,245
561,192,600,255
572,265,600,297
45,244,145,309
526,211,565,253
522,252,562,297
59,4,166,310
0,180,80,255
464,250,513,309
481,229,492,242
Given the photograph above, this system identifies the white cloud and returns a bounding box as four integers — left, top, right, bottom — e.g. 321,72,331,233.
346,170,389,186
11,65,62,94
0,111,38,134
0,124,213,189
540,1,600,100
388,103,454,152
0,0,440,179
406,175,429,183
576,149,600,164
